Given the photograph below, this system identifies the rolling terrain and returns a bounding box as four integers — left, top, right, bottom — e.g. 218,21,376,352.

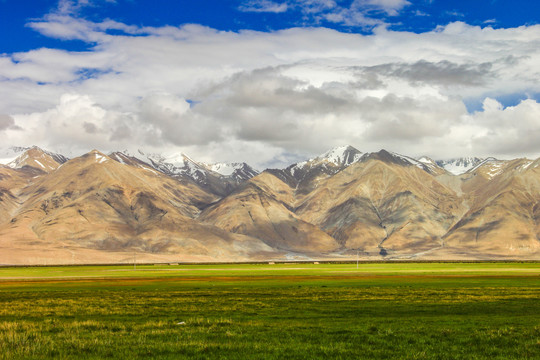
0,145,539,264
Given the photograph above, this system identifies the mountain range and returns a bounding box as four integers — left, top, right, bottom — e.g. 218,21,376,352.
1,145,539,264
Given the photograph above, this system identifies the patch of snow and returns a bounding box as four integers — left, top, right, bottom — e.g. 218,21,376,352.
7,153,28,168
390,151,424,170
485,162,505,179
113,153,126,165
518,160,533,172
437,157,484,175
1,146,68,170
467,157,497,174
290,145,362,175
207,162,242,176
443,163,470,175
141,167,158,175
417,156,433,164
316,145,362,166
94,152,108,163
145,152,209,179
118,149,147,164
290,161,307,176
34,160,45,169
320,146,351,165
0,147,28,166
0,157,17,166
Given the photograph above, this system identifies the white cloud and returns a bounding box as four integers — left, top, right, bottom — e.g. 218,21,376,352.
239,0,288,13
354,0,411,16
0,114,15,131
324,7,383,27
294,0,337,14
238,0,408,27
55,0,117,15
5,94,132,155
2,16,540,167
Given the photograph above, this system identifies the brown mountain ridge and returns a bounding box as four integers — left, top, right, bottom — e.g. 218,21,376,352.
0,146,539,264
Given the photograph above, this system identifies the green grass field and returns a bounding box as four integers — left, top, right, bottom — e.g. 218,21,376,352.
1,262,539,359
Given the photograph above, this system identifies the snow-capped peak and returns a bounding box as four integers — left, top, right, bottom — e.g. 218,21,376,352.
145,152,208,180
206,162,260,181
0,146,69,172
0,146,30,166
283,145,363,181
208,163,245,176
315,145,363,166
436,157,485,175
289,145,363,174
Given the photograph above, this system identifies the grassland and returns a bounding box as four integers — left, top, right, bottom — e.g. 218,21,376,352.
1,262,539,359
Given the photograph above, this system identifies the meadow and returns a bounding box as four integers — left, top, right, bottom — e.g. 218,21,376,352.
1,262,539,359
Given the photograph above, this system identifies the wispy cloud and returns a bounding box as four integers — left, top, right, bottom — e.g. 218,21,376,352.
355,0,411,16
238,0,409,28
294,0,337,14
445,10,465,18
238,0,288,13
414,10,429,17
56,0,116,15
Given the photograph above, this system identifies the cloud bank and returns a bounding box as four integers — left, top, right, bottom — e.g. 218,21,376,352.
1,8,540,168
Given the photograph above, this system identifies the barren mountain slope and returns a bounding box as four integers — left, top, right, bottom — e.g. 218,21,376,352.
0,150,275,264
296,152,464,257
0,147,63,224
443,158,540,257
1,145,539,263
199,172,339,254
0,165,41,223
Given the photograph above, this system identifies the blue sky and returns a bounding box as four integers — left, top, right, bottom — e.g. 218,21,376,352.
1,0,540,167
2,0,538,53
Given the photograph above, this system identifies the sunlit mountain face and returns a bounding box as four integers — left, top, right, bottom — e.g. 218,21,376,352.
1,146,539,265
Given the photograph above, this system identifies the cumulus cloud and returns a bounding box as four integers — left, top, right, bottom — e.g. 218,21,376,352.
362,60,494,87
137,93,222,146
469,98,540,156
0,114,15,131
2,13,540,167
4,94,135,156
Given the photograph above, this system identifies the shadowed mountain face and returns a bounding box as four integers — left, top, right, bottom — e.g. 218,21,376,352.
0,146,539,264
